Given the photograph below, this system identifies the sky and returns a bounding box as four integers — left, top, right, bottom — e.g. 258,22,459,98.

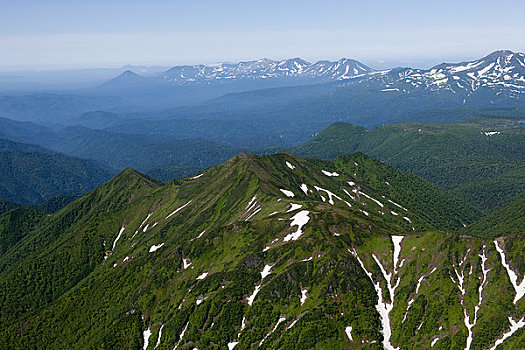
1,0,525,71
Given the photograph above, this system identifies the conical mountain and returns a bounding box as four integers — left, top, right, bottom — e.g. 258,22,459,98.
1,152,524,349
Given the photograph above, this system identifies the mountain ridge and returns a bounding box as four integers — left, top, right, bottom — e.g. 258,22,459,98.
0,151,523,349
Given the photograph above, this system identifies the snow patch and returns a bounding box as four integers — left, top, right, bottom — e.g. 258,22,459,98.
342,189,356,201
245,195,257,210
286,161,296,170
300,183,309,195
227,342,239,350
140,213,152,229
345,326,353,341
392,236,403,274
245,207,261,221
322,170,339,177
286,203,303,212
484,131,501,136
183,258,192,269
189,173,204,180
196,272,208,280
280,189,295,197
190,230,205,241
261,264,273,279
300,289,308,305
283,210,310,241
149,243,164,253
143,327,152,350
287,319,299,330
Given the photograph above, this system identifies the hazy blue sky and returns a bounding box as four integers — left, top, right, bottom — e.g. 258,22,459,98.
1,0,524,70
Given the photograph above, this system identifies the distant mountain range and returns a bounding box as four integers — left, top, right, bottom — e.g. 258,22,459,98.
160,57,372,83
105,50,525,96
104,57,372,87
339,50,525,100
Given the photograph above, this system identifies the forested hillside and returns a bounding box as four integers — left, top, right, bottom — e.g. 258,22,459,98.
0,143,115,205
293,118,525,211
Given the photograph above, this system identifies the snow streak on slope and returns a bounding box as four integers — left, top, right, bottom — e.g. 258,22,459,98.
261,264,273,279
154,325,164,349
489,317,525,350
322,170,339,177
247,284,261,306
403,267,437,322
259,317,286,346
173,322,189,349
166,201,192,219
494,240,525,304
462,247,489,350
314,186,342,205
111,226,125,251
247,265,273,306
350,235,403,350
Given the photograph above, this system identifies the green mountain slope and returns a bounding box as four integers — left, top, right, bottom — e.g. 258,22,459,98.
0,200,19,215
293,119,525,212
0,152,523,350
463,193,525,238
0,144,115,205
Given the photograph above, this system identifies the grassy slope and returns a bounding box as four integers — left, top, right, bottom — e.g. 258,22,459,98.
0,153,522,349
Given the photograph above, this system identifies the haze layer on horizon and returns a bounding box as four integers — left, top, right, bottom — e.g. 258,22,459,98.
1,0,524,71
